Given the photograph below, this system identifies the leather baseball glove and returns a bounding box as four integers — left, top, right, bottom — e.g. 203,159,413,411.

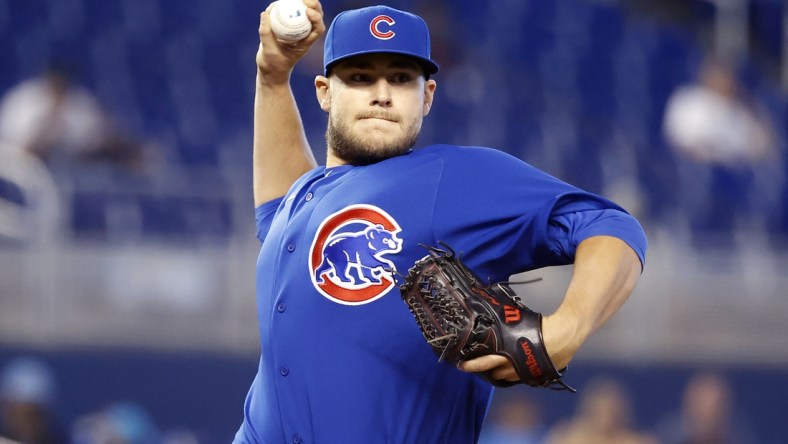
398,243,574,391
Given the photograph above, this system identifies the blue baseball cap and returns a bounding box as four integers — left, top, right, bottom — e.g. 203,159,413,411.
323,5,439,77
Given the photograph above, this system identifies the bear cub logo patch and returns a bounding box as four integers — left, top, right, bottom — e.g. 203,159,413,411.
309,205,403,305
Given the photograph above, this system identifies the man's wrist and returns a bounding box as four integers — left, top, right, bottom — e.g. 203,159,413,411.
257,67,292,89
542,313,588,370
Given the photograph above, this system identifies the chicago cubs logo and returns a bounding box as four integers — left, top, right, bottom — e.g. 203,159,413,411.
310,205,403,305
370,15,396,40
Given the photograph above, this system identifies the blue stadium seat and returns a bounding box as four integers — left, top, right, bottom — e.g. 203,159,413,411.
139,195,232,239
82,0,123,37
71,192,109,237
0,177,25,206
749,0,783,59
127,41,175,137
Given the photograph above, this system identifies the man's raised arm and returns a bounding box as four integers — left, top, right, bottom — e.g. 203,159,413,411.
253,0,325,206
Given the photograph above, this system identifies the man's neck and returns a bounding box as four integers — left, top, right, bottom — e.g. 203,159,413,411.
325,150,348,168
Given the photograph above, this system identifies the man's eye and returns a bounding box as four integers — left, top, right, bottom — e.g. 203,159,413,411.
391,73,412,84
350,74,371,83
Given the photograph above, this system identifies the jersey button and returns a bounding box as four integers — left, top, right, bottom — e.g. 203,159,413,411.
292,434,302,444
286,244,295,252
280,366,289,377
305,192,313,201
277,303,287,313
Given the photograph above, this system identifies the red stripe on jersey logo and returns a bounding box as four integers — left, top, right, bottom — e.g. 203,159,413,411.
309,204,403,305
370,15,396,40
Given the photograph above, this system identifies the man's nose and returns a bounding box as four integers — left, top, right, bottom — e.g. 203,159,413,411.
371,78,392,107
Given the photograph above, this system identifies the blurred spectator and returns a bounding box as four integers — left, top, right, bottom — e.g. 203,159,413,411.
663,56,780,249
0,146,62,246
478,395,546,444
0,357,68,444
72,402,162,444
0,62,146,172
543,377,658,444
653,371,758,444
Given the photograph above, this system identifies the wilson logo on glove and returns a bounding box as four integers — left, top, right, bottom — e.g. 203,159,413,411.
503,306,521,323
397,243,575,391
518,338,543,378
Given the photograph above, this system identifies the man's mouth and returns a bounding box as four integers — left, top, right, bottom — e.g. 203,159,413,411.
357,113,399,122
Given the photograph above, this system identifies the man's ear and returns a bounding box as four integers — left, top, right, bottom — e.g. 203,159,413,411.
315,75,330,112
423,79,437,116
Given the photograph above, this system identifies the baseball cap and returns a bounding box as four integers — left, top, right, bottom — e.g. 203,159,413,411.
323,5,439,77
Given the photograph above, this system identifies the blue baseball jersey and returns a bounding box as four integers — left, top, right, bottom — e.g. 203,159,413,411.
234,144,647,444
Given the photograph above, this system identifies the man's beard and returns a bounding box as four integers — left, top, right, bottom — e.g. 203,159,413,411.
326,111,421,166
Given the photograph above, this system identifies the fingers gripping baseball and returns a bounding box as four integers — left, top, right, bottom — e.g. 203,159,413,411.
257,0,325,82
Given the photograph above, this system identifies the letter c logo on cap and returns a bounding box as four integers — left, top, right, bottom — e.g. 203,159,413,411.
370,15,395,40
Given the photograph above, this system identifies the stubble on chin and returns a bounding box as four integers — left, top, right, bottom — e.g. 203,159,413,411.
326,112,420,166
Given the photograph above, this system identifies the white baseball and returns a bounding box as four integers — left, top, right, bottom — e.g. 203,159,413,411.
269,0,312,43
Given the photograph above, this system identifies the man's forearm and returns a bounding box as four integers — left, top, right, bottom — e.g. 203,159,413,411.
542,235,643,369
252,0,325,206
253,72,317,206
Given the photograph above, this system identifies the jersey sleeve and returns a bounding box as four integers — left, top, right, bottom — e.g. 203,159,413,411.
255,197,283,243
253,166,324,243
546,204,647,269
429,145,646,279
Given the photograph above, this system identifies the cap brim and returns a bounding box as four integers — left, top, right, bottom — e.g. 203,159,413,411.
325,50,440,77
